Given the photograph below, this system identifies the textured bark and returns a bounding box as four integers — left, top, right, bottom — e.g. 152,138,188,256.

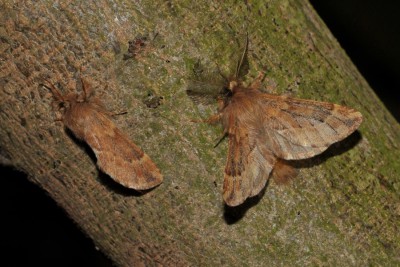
1,0,399,266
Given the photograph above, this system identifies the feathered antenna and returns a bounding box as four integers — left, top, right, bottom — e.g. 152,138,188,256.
42,79,64,102
235,32,249,79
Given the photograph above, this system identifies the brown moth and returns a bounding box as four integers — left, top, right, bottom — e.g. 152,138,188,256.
188,38,362,206
43,77,163,190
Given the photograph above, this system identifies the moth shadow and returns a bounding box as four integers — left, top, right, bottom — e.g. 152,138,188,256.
65,129,150,197
97,172,156,197
223,184,268,225
289,130,363,170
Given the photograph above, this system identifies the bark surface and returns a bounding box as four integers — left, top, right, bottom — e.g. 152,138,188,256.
1,0,399,266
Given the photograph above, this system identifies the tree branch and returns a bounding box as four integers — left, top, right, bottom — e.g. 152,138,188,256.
1,1,399,266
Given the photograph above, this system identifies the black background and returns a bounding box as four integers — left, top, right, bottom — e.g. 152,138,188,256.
310,0,400,122
2,1,399,266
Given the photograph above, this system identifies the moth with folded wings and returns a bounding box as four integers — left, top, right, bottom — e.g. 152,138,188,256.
43,77,163,191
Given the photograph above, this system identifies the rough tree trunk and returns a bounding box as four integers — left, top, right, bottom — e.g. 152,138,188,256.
1,0,399,266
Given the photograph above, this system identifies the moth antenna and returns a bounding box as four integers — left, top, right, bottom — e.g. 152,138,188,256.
80,75,90,100
78,66,93,100
42,79,64,102
235,32,249,79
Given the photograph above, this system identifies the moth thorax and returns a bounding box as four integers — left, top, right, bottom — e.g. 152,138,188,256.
228,80,238,91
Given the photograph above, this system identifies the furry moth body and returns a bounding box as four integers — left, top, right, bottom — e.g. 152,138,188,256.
44,78,163,190
188,39,362,207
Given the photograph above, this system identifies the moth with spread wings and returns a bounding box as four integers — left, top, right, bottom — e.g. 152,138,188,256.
188,38,362,206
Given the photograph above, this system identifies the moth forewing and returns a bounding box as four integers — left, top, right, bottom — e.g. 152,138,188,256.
257,94,363,160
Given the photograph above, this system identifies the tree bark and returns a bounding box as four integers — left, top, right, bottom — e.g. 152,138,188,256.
1,0,399,266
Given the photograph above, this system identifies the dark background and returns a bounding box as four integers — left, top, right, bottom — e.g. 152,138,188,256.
2,1,399,266
310,0,400,122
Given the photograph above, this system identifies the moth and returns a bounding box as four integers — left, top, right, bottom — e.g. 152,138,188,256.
188,38,362,206
43,77,163,190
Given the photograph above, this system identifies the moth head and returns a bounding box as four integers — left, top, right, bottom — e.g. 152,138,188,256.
228,80,238,91
55,99,70,114
215,79,237,111
43,81,78,116
224,76,245,95
52,93,82,119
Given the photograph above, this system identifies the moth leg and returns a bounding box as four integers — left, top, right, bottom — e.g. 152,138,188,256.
190,113,221,124
214,133,227,148
109,110,128,117
204,113,222,124
264,77,278,93
248,72,265,90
